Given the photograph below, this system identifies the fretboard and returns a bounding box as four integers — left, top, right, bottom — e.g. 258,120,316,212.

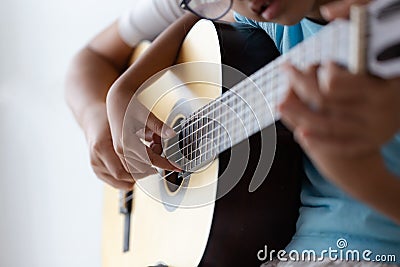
173,20,351,172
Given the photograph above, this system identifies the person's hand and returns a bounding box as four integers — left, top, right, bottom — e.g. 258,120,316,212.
106,84,181,187
280,62,400,157
279,63,400,215
83,103,135,190
320,0,371,21
102,13,200,187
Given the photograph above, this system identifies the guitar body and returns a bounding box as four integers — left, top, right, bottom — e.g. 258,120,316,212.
102,20,303,267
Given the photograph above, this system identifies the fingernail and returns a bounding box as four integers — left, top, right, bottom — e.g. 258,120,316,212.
163,127,176,138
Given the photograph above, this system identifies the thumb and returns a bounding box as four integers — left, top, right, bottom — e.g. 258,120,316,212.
320,0,370,21
146,111,176,139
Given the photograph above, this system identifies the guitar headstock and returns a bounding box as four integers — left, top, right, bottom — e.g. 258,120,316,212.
368,0,400,78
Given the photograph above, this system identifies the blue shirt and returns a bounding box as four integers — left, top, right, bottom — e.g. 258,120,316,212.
235,13,400,263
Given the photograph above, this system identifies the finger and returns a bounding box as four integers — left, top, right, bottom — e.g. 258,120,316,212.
122,134,178,171
280,91,363,138
279,91,300,132
152,132,162,144
318,62,366,102
283,63,323,110
320,0,370,21
150,143,163,155
129,171,159,180
147,147,181,171
133,100,173,139
122,133,154,164
123,153,159,174
280,89,327,134
97,171,134,190
295,129,373,158
146,112,176,139
324,99,366,122
100,148,134,182
92,160,134,189
126,99,176,139
136,127,161,142
135,128,148,141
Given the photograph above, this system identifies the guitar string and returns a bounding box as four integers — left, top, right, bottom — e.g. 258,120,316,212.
160,25,343,155
120,92,287,204
159,37,328,158
169,93,283,170
120,89,287,205
166,56,285,135
160,22,347,157
166,20,340,135
119,21,349,203
159,71,285,161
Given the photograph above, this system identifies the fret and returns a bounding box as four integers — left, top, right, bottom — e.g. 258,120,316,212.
199,115,203,164
249,88,259,135
218,115,223,153
271,67,277,117
241,88,249,137
226,99,233,148
185,121,189,163
205,117,211,161
216,101,222,149
246,82,254,136
233,92,240,116
244,88,251,138
190,117,195,165
210,108,216,160
195,116,200,167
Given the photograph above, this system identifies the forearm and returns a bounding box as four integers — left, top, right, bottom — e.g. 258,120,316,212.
106,13,200,137
65,21,133,131
65,47,119,129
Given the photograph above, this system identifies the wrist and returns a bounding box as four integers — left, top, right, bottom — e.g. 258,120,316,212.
81,102,108,139
106,82,132,126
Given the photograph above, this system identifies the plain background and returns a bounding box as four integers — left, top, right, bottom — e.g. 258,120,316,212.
0,0,133,266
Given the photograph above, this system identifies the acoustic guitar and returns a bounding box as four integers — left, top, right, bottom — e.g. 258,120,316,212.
102,1,400,266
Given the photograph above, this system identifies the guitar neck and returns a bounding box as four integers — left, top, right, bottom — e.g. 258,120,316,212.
177,20,351,172
175,0,400,172
218,20,350,148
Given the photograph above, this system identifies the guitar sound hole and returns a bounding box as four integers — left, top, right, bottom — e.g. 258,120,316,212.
163,116,185,193
164,171,183,193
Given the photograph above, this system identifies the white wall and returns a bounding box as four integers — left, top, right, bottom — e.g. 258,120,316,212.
0,0,132,266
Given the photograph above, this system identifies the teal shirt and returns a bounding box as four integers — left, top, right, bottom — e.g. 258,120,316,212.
235,13,400,263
